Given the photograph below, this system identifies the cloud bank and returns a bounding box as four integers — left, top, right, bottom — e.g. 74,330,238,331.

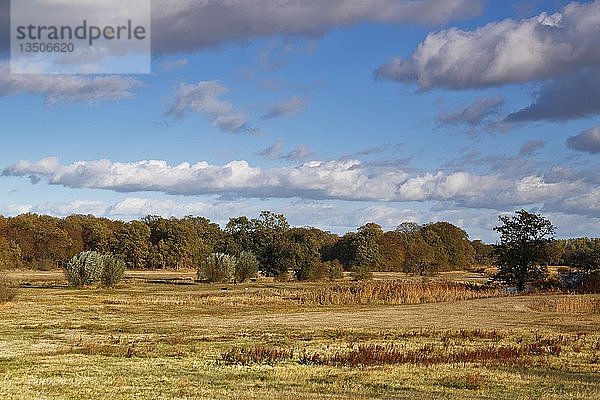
4,156,600,218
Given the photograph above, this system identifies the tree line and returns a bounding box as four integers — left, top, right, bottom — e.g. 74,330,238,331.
0,211,598,284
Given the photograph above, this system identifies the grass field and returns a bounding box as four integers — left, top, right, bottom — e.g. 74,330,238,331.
0,270,598,399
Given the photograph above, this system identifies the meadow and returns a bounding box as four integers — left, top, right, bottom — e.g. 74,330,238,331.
0,270,598,399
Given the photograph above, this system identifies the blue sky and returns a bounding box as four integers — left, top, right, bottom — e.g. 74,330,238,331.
1,0,600,242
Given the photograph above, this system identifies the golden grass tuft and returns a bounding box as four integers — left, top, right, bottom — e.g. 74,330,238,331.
531,296,600,314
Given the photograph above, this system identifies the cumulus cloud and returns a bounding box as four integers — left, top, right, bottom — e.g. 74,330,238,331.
167,81,250,133
375,1,600,90
567,126,600,154
262,96,307,119
150,0,482,54
4,156,600,218
438,96,504,126
0,63,141,105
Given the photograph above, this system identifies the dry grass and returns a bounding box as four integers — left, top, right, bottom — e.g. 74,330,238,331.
221,334,564,367
437,372,487,390
0,279,18,303
530,296,600,314
100,280,504,308
0,271,598,400
295,281,503,305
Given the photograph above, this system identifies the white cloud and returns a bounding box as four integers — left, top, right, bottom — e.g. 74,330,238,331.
32,200,107,216
376,1,600,90
167,81,250,133
0,63,141,105
106,197,210,219
4,156,600,219
150,0,482,54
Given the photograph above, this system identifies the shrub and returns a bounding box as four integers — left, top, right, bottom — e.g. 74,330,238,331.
63,251,126,288
100,254,126,288
324,260,344,280
198,253,236,283
0,279,18,304
295,262,326,281
235,251,259,283
63,251,104,288
350,264,372,281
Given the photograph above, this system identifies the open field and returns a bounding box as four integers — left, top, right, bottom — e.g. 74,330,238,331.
0,271,598,399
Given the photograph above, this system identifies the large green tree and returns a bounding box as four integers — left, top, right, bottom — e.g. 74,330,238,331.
494,210,555,291
421,222,475,270
251,211,292,278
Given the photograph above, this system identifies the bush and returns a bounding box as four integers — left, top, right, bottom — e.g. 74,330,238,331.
350,264,373,281
297,261,345,282
198,253,236,283
235,251,259,283
100,254,126,288
63,251,126,288
63,251,104,288
324,260,344,280
0,279,18,304
295,262,326,281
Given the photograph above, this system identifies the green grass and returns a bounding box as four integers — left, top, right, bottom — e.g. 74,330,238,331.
0,271,598,399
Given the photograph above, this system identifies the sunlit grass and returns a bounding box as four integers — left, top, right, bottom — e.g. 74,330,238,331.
0,271,598,399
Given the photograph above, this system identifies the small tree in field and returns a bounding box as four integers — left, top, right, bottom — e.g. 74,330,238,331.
198,253,236,283
235,251,259,283
99,254,126,288
63,251,126,288
494,210,555,291
63,251,104,288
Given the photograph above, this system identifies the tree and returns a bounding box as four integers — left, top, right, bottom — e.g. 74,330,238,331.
251,211,292,278
378,231,406,272
235,251,259,282
0,237,22,269
197,253,236,283
421,222,475,270
288,227,324,281
401,230,445,276
471,240,494,266
63,251,104,288
354,223,383,268
111,221,151,269
99,254,126,288
493,210,555,291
